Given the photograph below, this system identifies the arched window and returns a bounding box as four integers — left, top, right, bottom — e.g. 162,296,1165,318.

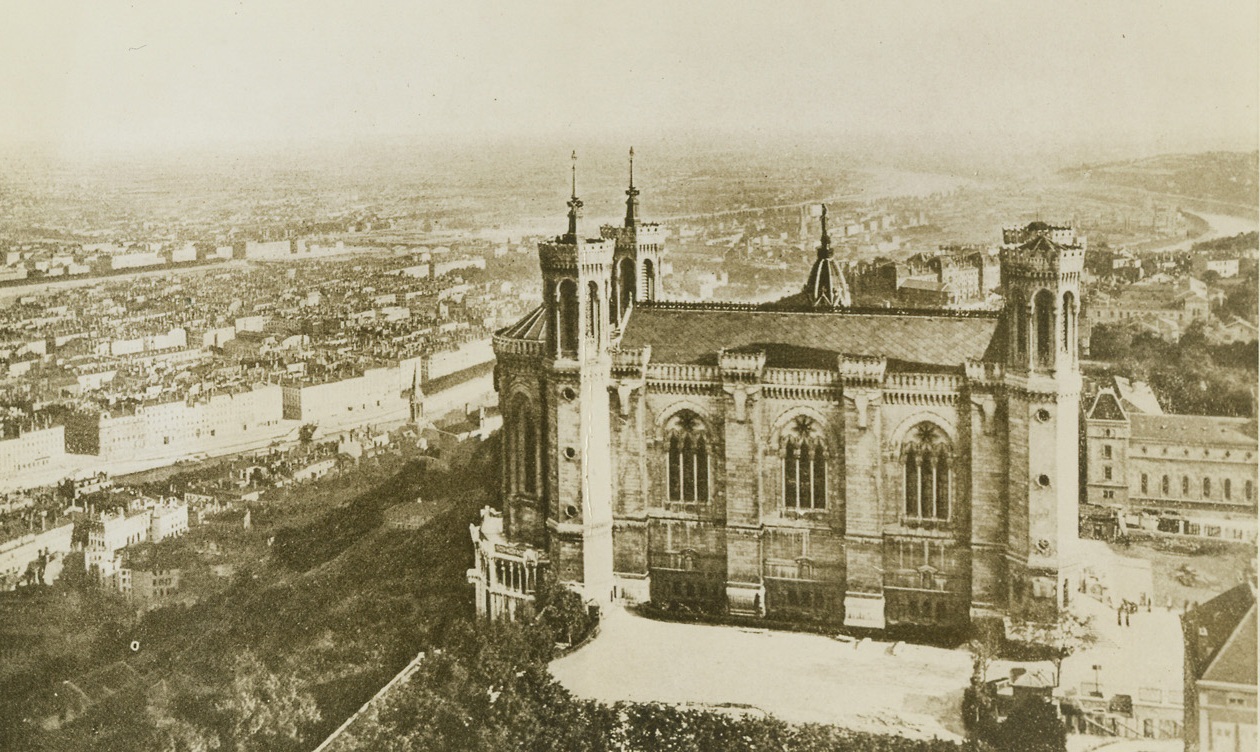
1062,291,1075,355
783,416,826,511
586,281,600,344
544,280,557,354
1034,289,1055,367
1161,475,1170,496
1140,474,1148,494
617,257,635,323
509,395,537,496
558,279,579,356
1181,476,1190,496
1014,294,1028,356
903,423,951,521
665,411,708,503
1203,477,1211,498
643,259,656,301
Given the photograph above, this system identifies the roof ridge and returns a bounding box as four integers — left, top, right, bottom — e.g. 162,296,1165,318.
1201,602,1257,683
640,300,1002,319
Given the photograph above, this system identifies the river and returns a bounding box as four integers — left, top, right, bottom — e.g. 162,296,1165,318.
1161,211,1258,253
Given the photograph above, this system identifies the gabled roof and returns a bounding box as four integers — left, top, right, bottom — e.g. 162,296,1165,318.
619,304,1003,368
1088,389,1128,421
1203,605,1257,686
1187,583,1257,685
1112,376,1164,415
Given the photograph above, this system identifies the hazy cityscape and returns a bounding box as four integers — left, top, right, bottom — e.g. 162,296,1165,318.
0,3,1256,752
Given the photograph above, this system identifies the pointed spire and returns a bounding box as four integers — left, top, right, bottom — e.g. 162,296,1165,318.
565,150,583,241
817,204,832,259
624,146,640,228
804,203,850,308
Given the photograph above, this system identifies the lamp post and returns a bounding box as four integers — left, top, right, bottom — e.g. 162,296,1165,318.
1091,663,1102,697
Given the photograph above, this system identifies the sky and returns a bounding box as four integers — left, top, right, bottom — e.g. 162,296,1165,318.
3,0,1257,158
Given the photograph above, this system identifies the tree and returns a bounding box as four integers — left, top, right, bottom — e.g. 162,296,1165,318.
214,651,320,752
991,698,1066,752
298,424,317,444
1005,611,1097,687
533,570,595,646
964,619,1003,739
152,719,222,752
1087,322,1138,360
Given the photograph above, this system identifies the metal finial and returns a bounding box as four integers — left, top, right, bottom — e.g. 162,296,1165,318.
819,204,831,259
570,150,577,199
629,146,635,188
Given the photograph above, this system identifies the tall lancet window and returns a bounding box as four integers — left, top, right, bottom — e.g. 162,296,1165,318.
586,281,600,345
1062,291,1076,354
1034,289,1055,368
783,416,827,511
510,395,537,496
617,257,635,324
665,411,708,503
558,279,579,356
903,423,951,521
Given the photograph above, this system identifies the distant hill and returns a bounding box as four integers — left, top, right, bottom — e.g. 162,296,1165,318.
1060,151,1258,209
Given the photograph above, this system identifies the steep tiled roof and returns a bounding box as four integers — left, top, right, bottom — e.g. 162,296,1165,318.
1112,376,1164,415
1187,584,1257,685
1203,605,1256,686
619,304,1003,367
1021,233,1065,253
1087,389,1128,421
1130,414,1257,447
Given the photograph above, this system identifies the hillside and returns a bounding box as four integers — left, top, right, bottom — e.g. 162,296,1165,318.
1060,151,1258,209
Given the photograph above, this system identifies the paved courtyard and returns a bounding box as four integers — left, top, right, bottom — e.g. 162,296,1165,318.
550,607,972,741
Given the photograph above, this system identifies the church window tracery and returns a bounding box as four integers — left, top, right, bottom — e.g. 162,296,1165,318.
902,423,951,521
665,410,709,503
783,416,826,511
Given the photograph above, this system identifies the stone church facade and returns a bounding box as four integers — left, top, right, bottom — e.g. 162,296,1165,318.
470,151,1084,631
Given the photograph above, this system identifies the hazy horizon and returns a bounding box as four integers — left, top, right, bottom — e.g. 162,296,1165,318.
4,1,1257,168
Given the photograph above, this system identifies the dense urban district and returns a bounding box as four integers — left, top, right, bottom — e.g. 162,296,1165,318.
0,145,1256,752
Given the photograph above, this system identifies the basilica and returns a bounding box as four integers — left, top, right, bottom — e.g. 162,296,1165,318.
469,150,1084,631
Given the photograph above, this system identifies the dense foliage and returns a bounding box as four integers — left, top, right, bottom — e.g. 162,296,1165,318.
1191,230,1259,254
342,614,974,752
1088,321,1257,416
4,441,494,752
8,431,997,751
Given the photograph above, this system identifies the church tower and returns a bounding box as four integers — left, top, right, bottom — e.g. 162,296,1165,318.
603,147,663,327
999,222,1084,621
536,152,616,604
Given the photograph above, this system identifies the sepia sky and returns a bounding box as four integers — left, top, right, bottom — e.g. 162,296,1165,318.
3,0,1257,156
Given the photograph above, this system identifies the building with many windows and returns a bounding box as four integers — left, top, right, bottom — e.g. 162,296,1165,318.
471,151,1085,632
1084,388,1257,544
